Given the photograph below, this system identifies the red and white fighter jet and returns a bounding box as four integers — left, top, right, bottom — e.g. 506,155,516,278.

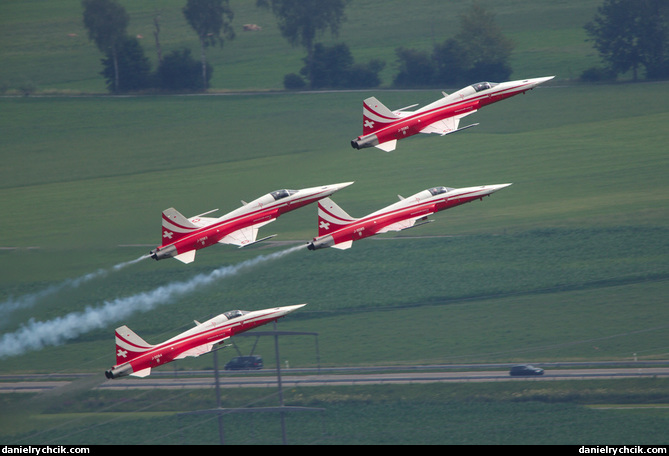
150,182,353,264
105,304,306,379
307,184,512,250
351,76,554,152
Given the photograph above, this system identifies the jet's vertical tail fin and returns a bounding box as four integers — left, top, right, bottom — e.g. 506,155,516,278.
161,207,199,243
114,325,154,365
362,97,401,135
317,197,357,236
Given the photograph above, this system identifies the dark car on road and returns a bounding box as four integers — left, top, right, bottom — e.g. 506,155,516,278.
509,364,544,376
224,355,263,370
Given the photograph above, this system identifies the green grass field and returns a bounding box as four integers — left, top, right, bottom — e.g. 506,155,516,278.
3,380,668,444
1,0,668,445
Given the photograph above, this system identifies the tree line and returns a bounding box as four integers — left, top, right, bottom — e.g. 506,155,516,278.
82,0,232,92
82,0,669,94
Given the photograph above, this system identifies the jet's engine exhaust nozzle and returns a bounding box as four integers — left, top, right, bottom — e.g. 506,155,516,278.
105,364,133,379
351,134,379,150
306,235,334,250
149,244,178,261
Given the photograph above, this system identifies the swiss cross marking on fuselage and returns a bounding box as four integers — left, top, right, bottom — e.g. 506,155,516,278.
319,221,330,230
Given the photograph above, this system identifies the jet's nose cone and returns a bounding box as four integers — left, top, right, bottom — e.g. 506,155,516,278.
486,183,513,194
327,182,354,193
278,304,307,315
530,76,555,86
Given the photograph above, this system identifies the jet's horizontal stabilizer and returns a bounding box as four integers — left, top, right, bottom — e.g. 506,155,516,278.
332,240,353,250
132,368,152,378
174,250,196,264
375,140,397,152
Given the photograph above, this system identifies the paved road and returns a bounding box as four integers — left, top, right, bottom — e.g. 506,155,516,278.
2,366,668,393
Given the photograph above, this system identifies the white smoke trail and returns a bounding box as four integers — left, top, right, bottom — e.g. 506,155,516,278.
0,245,305,359
0,254,150,319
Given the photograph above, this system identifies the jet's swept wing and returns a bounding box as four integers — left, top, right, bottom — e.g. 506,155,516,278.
188,216,218,227
419,111,478,136
218,219,276,247
175,332,231,359
376,214,434,233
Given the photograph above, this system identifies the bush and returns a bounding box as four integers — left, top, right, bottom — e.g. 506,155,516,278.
579,66,616,82
393,47,435,88
300,42,384,89
283,73,306,90
157,48,210,92
347,59,385,88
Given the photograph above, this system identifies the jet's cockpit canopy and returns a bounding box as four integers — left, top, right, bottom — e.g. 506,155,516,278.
471,82,499,92
270,189,298,200
223,310,249,320
428,186,454,196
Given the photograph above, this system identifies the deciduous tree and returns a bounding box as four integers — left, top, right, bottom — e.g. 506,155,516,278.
183,0,235,90
585,0,669,81
82,0,129,92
